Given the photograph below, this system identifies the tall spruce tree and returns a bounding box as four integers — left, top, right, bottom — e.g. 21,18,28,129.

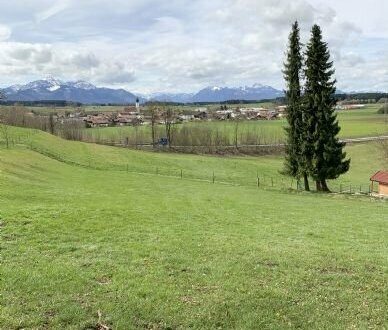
304,24,350,191
283,21,310,190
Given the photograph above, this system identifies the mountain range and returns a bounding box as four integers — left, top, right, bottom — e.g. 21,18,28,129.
145,84,284,103
2,77,139,104
1,77,285,104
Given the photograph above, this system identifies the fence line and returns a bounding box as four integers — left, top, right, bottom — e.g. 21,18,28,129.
25,142,377,196
79,134,388,156
83,134,388,148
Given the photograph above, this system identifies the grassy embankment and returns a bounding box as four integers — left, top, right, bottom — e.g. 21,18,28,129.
3,126,386,190
0,128,387,329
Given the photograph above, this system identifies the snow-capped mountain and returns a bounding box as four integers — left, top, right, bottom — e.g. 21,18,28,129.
3,77,139,104
191,84,284,102
143,84,283,103
145,92,195,103
2,78,284,104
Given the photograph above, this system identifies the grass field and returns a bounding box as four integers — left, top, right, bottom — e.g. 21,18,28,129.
0,128,387,329
3,126,386,189
15,101,277,115
82,104,388,145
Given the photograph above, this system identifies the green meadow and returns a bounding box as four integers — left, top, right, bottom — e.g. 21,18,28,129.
82,104,388,145
0,128,387,329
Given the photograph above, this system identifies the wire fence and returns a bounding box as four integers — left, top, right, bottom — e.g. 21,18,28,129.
81,138,285,156
25,142,378,196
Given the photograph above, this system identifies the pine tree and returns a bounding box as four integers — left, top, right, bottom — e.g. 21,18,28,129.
283,21,310,190
304,24,350,191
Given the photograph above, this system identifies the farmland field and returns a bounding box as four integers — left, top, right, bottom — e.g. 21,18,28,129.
15,101,277,115
0,128,387,329
82,104,388,145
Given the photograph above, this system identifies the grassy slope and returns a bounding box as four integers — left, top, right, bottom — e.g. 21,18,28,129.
0,130,387,328
20,127,386,190
0,143,387,329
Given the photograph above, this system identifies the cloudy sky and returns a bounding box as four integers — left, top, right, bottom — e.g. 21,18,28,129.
0,0,387,94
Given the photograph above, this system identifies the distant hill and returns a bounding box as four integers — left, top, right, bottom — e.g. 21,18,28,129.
145,92,195,103
2,78,284,104
2,77,140,104
191,84,284,103
147,84,284,103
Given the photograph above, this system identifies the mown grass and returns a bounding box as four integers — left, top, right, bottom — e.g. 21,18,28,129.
0,136,387,329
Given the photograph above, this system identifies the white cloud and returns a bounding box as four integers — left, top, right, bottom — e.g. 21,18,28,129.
35,1,71,23
0,0,386,93
0,24,11,41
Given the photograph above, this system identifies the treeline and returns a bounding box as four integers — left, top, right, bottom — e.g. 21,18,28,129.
0,103,284,155
0,100,82,107
85,124,284,155
335,94,387,103
0,105,85,141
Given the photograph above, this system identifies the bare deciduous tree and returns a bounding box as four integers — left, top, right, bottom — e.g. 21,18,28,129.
149,103,158,147
162,105,176,149
233,119,239,150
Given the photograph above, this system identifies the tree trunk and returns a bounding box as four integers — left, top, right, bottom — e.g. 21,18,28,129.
316,180,322,191
234,121,239,150
303,173,310,191
320,180,330,192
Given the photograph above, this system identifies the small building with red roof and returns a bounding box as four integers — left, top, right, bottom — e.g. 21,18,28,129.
370,171,388,196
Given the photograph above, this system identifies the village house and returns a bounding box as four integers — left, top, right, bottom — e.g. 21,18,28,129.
213,110,235,120
84,115,111,128
124,106,140,114
194,111,208,120
276,105,287,117
114,116,133,126
178,114,195,121
255,109,279,120
240,107,266,113
370,171,388,196
114,113,144,126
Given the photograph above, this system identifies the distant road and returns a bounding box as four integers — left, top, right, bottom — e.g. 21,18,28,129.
341,135,388,143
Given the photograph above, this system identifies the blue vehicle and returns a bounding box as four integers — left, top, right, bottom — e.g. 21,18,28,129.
159,137,168,146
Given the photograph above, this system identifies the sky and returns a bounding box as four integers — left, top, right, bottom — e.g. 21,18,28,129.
0,0,387,94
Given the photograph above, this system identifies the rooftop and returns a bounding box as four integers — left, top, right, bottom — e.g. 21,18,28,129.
370,171,388,184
